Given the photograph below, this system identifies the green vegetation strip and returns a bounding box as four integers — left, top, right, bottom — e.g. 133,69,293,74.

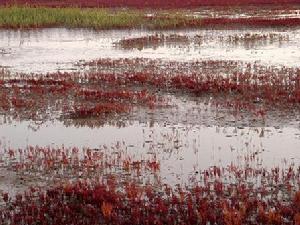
2,6,296,30
0,6,191,29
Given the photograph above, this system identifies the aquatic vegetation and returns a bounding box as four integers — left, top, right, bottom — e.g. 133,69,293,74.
77,89,154,103
0,149,299,224
0,7,144,29
0,136,299,224
1,6,300,29
115,34,190,50
81,58,296,77
225,33,289,43
0,72,164,122
198,17,300,27
1,3,300,224
79,59,300,112
1,145,160,185
70,103,130,118
1,60,300,122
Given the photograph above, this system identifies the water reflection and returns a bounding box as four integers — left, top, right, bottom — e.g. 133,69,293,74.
0,118,299,185
0,27,300,73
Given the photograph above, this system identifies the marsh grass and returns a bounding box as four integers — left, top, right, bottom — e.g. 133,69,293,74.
0,6,196,29
0,7,147,29
2,6,297,30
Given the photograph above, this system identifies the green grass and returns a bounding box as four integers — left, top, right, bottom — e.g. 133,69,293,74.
0,7,143,29
0,6,194,29
1,6,298,30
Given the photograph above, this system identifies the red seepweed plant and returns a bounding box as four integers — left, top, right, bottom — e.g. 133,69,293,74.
0,71,164,121
2,61,300,121
0,148,299,225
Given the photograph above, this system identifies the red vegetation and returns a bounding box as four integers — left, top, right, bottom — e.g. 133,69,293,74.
3,146,160,180
2,59,300,120
116,34,189,50
71,103,129,118
199,17,300,27
116,33,289,50
78,89,152,102
0,144,299,225
80,69,300,109
140,14,300,29
0,73,162,121
0,155,299,224
1,0,300,8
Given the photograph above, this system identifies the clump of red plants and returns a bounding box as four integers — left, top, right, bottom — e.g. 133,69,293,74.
0,70,163,122
78,58,300,116
225,32,289,43
115,34,189,50
115,33,289,51
139,13,300,29
0,154,299,224
2,59,300,121
1,145,160,185
196,17,300,28
81,58,292,77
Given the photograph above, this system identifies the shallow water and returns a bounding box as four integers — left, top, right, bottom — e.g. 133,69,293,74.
1,26,300,195
1,27,300,73
1,117,299,186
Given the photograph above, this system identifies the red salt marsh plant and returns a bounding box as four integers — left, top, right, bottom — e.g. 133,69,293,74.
79,69,300,107
225,33,289,43
77,89,155,104
70,103,130,118
0,72,163,121
115,34,190,50
198,17,300,28
145,13,300,29
81,58,295,78
2,61,300,121
0,160,299,225
2,145,160,186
